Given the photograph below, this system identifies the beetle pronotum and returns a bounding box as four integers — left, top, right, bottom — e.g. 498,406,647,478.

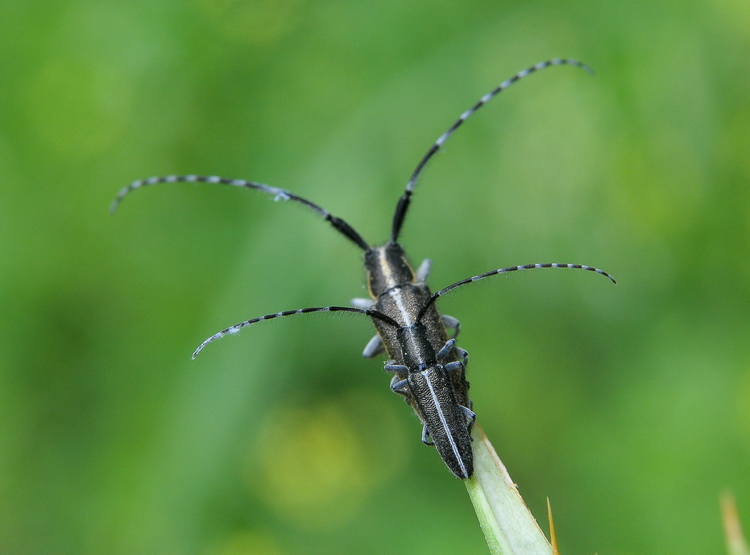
113,58,615,479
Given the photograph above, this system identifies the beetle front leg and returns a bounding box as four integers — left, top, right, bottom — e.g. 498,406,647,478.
362,334,384,358
441,314,461,339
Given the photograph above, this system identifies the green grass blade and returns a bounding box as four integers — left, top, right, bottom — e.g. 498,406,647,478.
722,492,750,555
465,424,552,555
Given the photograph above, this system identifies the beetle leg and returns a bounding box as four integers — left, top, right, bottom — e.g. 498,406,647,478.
384,363,408,373
389,376,409,396
444,361,464,373
421,425,434,446
436,338,457,361
351,297,374,309
441,314,461,339
416,258,432,282
362,334,384,358
461,405,476,426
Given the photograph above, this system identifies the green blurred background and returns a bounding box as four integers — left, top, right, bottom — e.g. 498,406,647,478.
2,0,749,553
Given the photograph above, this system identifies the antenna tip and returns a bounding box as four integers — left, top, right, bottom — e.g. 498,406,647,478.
602,272,617,284
561,58,595,75
578,61,596,76
110,184,132,214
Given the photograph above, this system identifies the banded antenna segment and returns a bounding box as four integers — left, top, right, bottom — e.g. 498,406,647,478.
417,262,615,322
192,305,399,358
390,58,594,243
111,174,370,251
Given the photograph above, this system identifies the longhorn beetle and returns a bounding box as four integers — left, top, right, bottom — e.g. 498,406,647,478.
112,58,616,479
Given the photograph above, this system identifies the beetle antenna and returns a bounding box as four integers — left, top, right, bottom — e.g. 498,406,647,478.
390,58,593,243
193,305,399,358
417,262,615,322
111,175,370,251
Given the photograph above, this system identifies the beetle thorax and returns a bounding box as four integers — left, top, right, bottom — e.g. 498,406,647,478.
366,243,415,297
397,323,437,370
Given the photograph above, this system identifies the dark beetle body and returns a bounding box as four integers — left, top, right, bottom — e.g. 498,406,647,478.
366,243,474,478
404,365,473,479
112,59,615,479
365,244,449,363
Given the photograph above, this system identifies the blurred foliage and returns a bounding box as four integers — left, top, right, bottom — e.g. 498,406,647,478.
1,0,749,553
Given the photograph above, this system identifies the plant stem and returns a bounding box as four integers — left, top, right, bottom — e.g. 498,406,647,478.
465,424,552,554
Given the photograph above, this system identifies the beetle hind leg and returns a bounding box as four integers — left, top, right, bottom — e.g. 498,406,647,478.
461,405,476,426
421,425,434,446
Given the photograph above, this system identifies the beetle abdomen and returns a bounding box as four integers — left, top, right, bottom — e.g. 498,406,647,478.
409,368,473,479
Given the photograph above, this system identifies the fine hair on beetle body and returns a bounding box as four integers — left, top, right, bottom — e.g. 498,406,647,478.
112,58,616,480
